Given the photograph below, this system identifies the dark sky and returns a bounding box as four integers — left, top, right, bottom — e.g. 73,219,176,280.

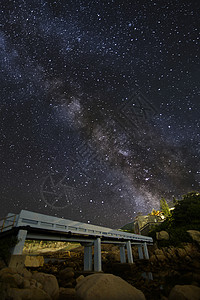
0,0,199,228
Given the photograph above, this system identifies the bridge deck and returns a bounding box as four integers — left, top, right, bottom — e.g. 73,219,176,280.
0,210,152,244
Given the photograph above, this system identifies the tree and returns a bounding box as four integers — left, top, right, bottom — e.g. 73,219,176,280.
172,191,200,227
160,197,171,217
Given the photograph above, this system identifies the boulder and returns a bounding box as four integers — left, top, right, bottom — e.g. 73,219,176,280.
59,267,75,281
25,256,44,267
0,267,14,277
20,268,32,279
0,273,18,288
12,273,24,287
156,254,167,262
59,287,76,300
156,231,169,240
76,275,84,284
33,272,59,300
176,248,187,258
187,230,200,246
155,249,164,256
169,284,200,300
75,273,146,300
7,287,51,300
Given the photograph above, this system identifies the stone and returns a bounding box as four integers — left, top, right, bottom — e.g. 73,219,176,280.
156,254,167,262
25,255,44,267
176,248,187,258
12,273,24,287
154,249,164,256
156,231,169,240
20,268,32,279
0,273,18,288
169,284,200,300
23,278,31,288
7,287,51,300
187,230,200,246
106,252,120,262
75,273,146,300
59,287,76,300
167,247,177,259
149,255,157,263
59,267,75,280
76,275,84,284
33,272,59,300
0,267,14,277
30,278,37,288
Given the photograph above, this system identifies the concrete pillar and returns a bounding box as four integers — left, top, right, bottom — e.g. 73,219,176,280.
119,245,126,263
126,240,133,263
84,244,93,271
138,244,144,259
94,238,102,272
143,242,149,259
12,230,27,255
9,230,27,271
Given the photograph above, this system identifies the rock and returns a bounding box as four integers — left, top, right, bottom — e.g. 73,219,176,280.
23,278,31,288
156,231,169,240
149,255,157,263
7,287,51,300
25,255,44,267
185,255,192,263
187,230,200,246
20,268,32,279
169,284,200,300
59,267,75,280
176,248,187,258
0,272,19,288
12,273,24,287
59,287,76,300
76,275,84,284
156,254,167,262
167,247,177,259
0,267,14,277
33,272,59,300
75,273,146,300
106,252,120,262
155,249,164,256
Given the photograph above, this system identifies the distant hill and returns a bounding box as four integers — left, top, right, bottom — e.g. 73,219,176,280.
120,221,134,232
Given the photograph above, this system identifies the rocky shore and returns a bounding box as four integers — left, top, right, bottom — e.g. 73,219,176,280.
0,232,200,300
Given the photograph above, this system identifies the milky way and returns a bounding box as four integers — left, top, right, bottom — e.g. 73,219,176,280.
0,0,199,228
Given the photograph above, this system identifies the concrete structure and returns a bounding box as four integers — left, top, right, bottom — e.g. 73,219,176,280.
0,210,153,272
134,214,165,235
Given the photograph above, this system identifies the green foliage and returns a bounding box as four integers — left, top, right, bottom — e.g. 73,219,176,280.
160,197,171,217
149,191,200,246
0,236,18,265
172,192,200,227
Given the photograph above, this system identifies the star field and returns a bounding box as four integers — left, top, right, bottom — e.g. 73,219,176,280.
0,0,199,228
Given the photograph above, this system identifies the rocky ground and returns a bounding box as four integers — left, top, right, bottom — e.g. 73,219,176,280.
0,233,200,299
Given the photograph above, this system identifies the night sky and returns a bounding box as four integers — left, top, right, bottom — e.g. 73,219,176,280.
1,0,199,228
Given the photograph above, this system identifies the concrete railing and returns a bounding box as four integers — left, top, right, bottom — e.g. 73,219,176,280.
9,210,153,244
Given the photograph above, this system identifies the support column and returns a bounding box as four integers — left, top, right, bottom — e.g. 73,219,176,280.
12,230,27,255
94,238,102,272
84,244,93,271
143,242,149,259
9,229,27,271
138,244,144,259
126,240,133,263
119,245,126,263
